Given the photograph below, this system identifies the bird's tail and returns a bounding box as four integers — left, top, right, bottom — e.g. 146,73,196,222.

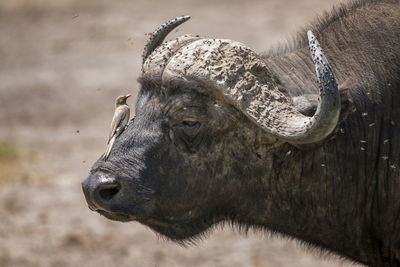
104,135,116,159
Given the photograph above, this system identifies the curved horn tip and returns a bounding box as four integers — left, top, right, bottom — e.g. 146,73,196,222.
307,30,322,60
298,29,340,144
307,30,314,42
165,15,191,26
142,15,192,66
178,15,191,20
307,30,331,77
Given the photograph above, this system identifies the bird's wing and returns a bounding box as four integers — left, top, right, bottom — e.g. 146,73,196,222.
104,135,116,159
108,107,128,143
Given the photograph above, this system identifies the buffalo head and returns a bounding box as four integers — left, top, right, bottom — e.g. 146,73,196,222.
82,16,340,241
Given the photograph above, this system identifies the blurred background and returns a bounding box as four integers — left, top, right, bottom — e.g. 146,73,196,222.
0,0,357,266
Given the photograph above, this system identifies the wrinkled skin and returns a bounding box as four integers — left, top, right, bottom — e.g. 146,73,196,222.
84,0,400,266
89,77,273,239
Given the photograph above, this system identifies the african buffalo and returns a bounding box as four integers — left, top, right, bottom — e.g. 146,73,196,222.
82,0,400,265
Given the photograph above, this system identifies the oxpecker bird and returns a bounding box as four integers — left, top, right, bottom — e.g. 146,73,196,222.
104,94,132,159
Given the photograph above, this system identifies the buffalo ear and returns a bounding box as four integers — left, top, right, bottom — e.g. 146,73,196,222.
291,94,318,116
338,78,356,123
291,79,355,127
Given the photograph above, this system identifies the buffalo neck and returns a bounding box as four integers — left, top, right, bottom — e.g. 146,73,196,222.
229,90,400,266
230,136,382,265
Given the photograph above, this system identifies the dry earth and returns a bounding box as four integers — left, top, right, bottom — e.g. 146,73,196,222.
0,0,361,266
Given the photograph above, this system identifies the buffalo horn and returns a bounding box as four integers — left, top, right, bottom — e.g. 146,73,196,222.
142,15,190,65
290,30,341,143
257,31,341,144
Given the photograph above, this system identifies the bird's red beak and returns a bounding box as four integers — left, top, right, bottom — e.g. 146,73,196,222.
125,94,132,99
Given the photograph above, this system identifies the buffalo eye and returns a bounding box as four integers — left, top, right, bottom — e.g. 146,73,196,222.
175,121,199,127
171,120,202,150
173,121,200,136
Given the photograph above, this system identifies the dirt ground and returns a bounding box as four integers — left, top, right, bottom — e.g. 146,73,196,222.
0,0,360,266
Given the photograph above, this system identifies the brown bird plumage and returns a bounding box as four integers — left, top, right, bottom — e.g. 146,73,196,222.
104,94,132,159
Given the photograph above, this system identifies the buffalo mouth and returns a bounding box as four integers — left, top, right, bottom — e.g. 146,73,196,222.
95,209,135,222
138,215,223,242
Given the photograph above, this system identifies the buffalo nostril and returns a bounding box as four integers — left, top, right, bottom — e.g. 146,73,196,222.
82,173,120,212
98,183,120,201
